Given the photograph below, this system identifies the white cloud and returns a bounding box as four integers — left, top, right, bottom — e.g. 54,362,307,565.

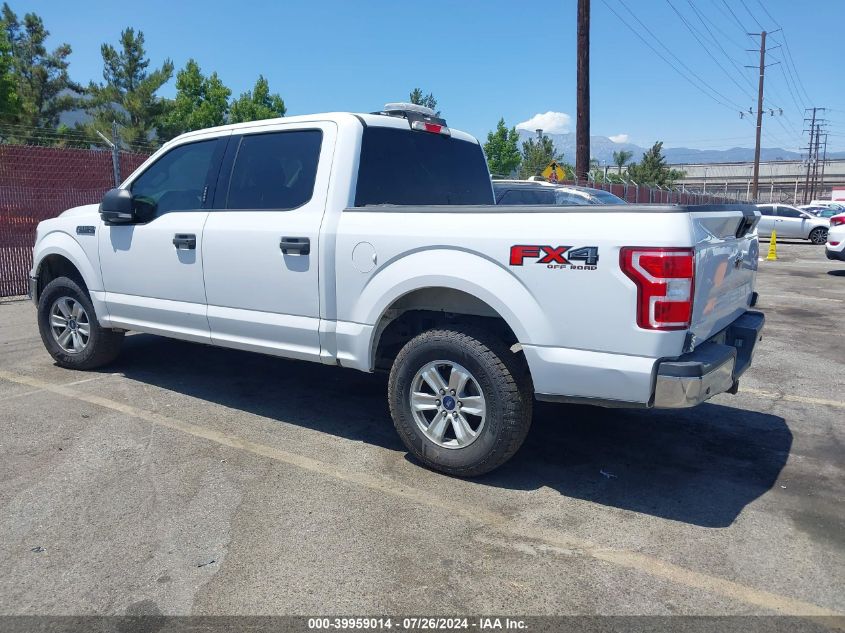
609,133,629,144
516,111,572,135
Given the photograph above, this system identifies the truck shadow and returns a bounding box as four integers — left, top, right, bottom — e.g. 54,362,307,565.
481,401,791,528
104,334,790,529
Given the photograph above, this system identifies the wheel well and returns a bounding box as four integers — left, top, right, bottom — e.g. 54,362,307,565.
36,255,87,300
372,288,522,372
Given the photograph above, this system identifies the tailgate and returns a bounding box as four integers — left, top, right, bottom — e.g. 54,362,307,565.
689,208,759,345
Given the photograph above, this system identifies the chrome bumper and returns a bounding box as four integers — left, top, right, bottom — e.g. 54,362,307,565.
29,276,38,305
654,311,765,408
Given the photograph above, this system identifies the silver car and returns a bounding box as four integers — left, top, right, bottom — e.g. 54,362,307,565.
756,204,829,245
493,180,627,206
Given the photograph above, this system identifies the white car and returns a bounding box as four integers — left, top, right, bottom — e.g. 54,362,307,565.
28,104,765,476
809,200,845,210
756,204,829,244
826,213,845,261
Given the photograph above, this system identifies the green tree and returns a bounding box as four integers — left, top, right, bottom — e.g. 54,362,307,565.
158,59,230,139
409,87,437,111
1,3,80,132
627,141,685,186
229,75,286,124
518,135,563,179
84,27,173,149
483,118,521,177
0,17,17,120
612,149,633,174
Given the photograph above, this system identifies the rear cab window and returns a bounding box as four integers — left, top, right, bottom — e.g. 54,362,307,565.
354,126,493,206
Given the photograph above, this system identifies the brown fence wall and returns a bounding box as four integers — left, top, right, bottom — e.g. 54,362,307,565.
0,145,150,296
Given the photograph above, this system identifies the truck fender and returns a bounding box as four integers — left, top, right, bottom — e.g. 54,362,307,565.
353,248,556,354
33,230,103,292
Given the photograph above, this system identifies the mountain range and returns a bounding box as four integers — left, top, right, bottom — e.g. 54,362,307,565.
516,130,845,166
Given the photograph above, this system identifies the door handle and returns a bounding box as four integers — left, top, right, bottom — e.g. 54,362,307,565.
173,233,197,250
280,236,310,255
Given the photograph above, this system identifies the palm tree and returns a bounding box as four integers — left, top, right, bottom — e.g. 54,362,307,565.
613,150,633,175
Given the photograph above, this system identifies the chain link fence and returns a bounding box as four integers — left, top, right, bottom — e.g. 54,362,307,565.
569,179,741,204
0,144,150,297
2,145,748,298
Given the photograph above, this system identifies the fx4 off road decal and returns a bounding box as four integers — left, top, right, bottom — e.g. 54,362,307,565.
509,245,599,270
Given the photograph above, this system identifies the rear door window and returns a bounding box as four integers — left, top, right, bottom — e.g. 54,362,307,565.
226,130,322,210
758,206,773,216
354,126,493,206
776,206,802,219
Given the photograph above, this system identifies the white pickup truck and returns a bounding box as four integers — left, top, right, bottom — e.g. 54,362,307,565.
30,104,764,476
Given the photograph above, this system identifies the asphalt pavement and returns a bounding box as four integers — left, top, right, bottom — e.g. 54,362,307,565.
0,240,842,618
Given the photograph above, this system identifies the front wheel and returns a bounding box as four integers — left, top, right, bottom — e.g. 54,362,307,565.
37,276,124,370
809,227,828,245
388,327,532,476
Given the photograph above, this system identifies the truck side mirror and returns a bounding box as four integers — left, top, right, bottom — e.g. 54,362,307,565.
99,188,136,224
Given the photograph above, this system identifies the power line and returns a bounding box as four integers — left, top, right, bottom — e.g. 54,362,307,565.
680,1,802,146
668,0,755,101
719,0,749,33
738,0,764,30
603,0,745,111
693,2,747,50
750,0,812,106
777,35,812,106
687,0,756,92
770,57,806,117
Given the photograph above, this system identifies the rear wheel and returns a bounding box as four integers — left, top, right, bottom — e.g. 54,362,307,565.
37,276,124,369
809,227,828,245
388,326,532,476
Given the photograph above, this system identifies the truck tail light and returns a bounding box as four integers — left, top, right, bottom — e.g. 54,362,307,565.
830,215,845,227
411,120,451,136
620,247,695,331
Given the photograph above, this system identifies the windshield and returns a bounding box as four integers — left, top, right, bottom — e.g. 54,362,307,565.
354,126,494,206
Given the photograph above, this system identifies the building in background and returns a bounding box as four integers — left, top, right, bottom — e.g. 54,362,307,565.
669,159,845,204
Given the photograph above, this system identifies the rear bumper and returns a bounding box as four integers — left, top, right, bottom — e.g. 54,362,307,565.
825,246,845,261
653,310,765,408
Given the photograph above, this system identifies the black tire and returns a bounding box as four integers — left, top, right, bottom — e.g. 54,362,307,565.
37,276,124,370
809,227,828,245
388,326,532,477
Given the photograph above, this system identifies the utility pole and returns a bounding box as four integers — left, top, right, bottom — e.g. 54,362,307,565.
575,0,590,183
819,133,828,195
810,128,822,200
802,107,824,203
750,31,766,201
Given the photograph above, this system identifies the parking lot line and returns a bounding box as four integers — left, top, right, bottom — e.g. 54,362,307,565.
740,387,845,410
0,367,841,618
0,373,119,403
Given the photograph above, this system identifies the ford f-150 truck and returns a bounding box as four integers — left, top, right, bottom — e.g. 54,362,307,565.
29,104,764,476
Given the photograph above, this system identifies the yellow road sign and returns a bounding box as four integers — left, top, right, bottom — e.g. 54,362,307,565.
542,161,566,183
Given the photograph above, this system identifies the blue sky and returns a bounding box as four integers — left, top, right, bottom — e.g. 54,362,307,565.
22,0,845,152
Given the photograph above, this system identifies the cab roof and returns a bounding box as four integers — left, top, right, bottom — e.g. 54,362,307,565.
173,111,478,145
